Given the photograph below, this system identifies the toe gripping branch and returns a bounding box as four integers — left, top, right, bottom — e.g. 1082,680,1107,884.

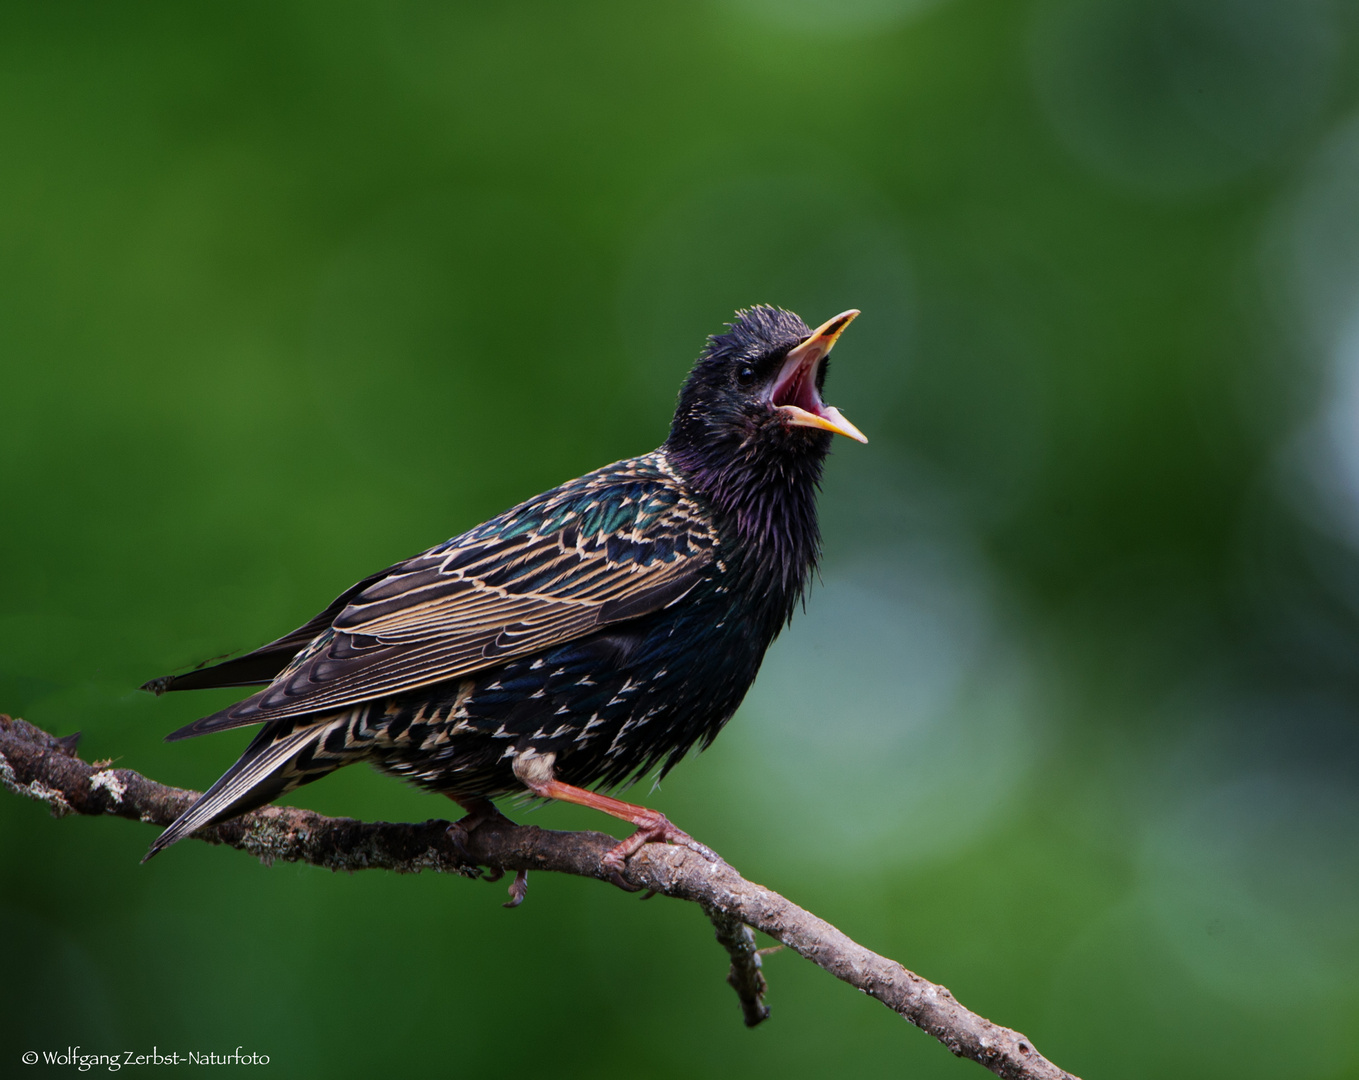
2,714,1083,1074
449,777,721,900
518,777,719,887
446,796,528,907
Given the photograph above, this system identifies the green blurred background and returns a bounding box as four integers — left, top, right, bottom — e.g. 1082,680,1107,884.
4,1,1359,1077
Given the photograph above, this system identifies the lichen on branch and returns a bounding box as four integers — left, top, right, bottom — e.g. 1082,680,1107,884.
0,714,1078,1080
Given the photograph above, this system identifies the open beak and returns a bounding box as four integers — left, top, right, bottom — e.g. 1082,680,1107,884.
769,309,867,443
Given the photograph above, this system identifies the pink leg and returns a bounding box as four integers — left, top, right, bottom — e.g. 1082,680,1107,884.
520,778,719,875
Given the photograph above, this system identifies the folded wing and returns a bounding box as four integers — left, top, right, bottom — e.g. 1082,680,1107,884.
163,466,715,741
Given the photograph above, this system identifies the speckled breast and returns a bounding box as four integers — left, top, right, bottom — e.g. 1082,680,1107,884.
367,555,773,798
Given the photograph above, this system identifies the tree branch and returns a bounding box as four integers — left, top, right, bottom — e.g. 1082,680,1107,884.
1,714,1078,1080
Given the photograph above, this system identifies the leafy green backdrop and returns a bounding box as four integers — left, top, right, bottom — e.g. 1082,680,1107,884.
4,2,1359,1077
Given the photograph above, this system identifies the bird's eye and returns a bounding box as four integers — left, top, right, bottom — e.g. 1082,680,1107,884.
736,365,757,386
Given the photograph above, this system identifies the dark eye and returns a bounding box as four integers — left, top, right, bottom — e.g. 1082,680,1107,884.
736,365,757,386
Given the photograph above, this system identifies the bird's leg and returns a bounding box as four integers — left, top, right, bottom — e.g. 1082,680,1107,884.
539,780,719,874
445,794,527,905
445,794,502,866
511,753,718,877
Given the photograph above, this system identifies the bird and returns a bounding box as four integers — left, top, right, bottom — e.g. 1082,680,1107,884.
142,305,866,897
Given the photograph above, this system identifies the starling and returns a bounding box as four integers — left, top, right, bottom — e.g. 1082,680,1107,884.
143,306,865,885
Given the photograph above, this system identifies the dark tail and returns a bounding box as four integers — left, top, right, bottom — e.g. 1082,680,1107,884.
144,713,355,861
140,564,398,699
162,694,270,743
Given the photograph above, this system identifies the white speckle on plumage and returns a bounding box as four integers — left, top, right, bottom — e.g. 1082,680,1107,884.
574,715,603,743
146,306,852,865
608,720,635,753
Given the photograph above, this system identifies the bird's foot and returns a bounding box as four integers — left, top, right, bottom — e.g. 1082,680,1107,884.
446,810,497,865
513,773,720,887
600,809,720,877
446,796,520,892
446,801,530,907
503,870,529,908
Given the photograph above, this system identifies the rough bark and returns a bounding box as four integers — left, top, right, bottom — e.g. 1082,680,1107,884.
1,714,1079,1080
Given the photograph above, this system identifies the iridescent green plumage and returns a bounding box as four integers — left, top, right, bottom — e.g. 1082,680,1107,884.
144,306,862,867
161,453,716,738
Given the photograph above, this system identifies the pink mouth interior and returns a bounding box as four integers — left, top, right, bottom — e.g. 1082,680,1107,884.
771,355,827,415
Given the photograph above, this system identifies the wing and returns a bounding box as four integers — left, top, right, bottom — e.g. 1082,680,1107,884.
166,456,716,739
142,564,399,695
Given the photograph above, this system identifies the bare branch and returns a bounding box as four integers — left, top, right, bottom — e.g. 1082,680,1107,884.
1,714,1079,1080
707,907,771,1027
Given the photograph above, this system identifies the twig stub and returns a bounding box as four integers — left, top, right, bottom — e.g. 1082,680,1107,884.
0,714,1078,1080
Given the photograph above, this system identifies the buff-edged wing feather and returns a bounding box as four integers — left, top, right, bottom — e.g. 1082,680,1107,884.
142,564,400,696
145,717,353,858
163,457,717,741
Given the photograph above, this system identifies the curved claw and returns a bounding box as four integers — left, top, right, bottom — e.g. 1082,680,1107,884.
601,812,719,873
606,869,643,893
446,796,518,879
446,819,513,890
503,869,528,908
513,775,720,881
445,820,477,865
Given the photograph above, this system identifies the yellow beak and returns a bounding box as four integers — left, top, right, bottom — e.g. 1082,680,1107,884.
771,309,867,444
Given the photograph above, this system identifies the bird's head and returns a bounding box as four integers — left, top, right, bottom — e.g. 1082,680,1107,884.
666,305,865,464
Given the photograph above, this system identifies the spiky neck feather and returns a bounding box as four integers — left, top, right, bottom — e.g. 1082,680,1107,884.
666,435,827,628
662,306,836,631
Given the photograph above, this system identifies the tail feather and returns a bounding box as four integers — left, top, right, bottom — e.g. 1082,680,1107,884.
163,693,270,743
144,716,350,861
140,648,298,696
140,564,398,699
